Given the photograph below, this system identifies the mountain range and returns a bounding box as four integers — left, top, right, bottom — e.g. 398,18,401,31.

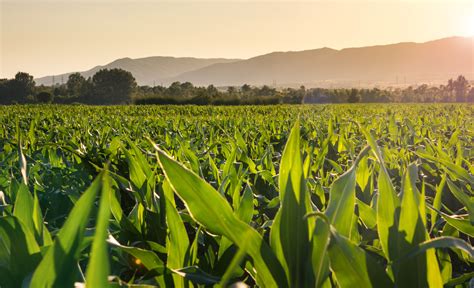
36,36,473,88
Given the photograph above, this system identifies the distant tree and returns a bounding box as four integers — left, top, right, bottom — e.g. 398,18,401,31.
92,69,136,104
53,85,68,97
227,86,236,95
206,85,219,98
180,82,194,98
66,73,86,97
347,88,360,103
468,87,474,102
453,75,469,102
168,82,182,97
258,85,276,97
241,84,252,93
36,91,54,103
0,79,10,104
8,72,35,102
181,82,194,91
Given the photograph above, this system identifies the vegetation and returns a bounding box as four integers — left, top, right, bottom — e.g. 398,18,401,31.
1,71,473,105
0,104,472,287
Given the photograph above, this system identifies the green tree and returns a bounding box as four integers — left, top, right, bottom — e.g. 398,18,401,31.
227,86,236,95
36,91,54,103
66,73,86,97
241,84,252,93
92,69,136,104
453,75,469,102
468,87,474,102
206,85,219,98
347,88,360,103
8,72,35,102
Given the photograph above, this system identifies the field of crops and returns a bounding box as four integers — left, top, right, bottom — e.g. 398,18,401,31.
0,104,472,287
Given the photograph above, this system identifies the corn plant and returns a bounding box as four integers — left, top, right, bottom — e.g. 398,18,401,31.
0,104,472,287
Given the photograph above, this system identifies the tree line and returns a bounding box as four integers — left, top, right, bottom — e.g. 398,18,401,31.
0,69,473,105
0,69,136,105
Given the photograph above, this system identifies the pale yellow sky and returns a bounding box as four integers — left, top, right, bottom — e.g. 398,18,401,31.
1,0,473,78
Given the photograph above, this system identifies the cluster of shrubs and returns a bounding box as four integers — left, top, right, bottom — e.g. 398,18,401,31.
134,95,282,105
133,82,304,105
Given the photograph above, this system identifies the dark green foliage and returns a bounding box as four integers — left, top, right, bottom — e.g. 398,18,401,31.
1,72,473,105
0,104,472,287
347,88,360,103
90,68,137,104
36,91,53,103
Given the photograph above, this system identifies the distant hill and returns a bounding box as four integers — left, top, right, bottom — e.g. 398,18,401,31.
35,57,240,86
167,36,474,87
36,36,473,87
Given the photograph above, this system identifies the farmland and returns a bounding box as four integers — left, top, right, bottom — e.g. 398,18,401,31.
0,104,473,287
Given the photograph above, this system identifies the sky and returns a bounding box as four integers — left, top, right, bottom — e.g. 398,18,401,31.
1,0,473,78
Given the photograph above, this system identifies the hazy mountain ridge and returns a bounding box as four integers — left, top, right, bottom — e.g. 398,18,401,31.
35,56,240,86
36,36,474,87
166,36,474,87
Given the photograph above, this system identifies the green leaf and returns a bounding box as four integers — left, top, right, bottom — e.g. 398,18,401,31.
107,235,166,274
306,212,331,287
356,199,376,229
86,171,112,287
171,266,220,285
416,151,474,185
276,120,312,287
430,174,446,230
154,144,287,288
395,236,473,262
0,216,41,285
441,215,474,237
13,184,50,247
446,179,474,224
325,166,357,237
328,228,393,288
363,130,400,261
163,180,190,288
395,163,443,287
30,172,105,288
13,184,37,241
325,146,369,237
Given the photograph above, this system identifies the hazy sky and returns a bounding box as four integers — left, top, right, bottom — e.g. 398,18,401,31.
1,0,473,78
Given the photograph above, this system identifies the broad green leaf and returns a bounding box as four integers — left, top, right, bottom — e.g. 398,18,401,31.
416,151,474,184
107,235,165,274
154,144,287,288
396,164,443,287
430,174,446,230
30,172,105,288
163,180,190,288
306,212,331,287
86,171,112,288
325,146,369,237
328,228,393,288
396,236,474,262
363,130,400,261
13,184,37,241
441,215,474,237
356,199,376,229
171,266,220,285
0,216,41,285
446,179,474,224
276,120,311,287
13,184,50,247
325,166,356,237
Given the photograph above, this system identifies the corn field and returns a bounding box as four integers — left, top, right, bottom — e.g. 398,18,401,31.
0,104,472,287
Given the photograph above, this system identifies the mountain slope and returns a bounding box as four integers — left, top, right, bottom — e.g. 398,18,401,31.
35,56,240,86
167,36,474,87
36,36,473,88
